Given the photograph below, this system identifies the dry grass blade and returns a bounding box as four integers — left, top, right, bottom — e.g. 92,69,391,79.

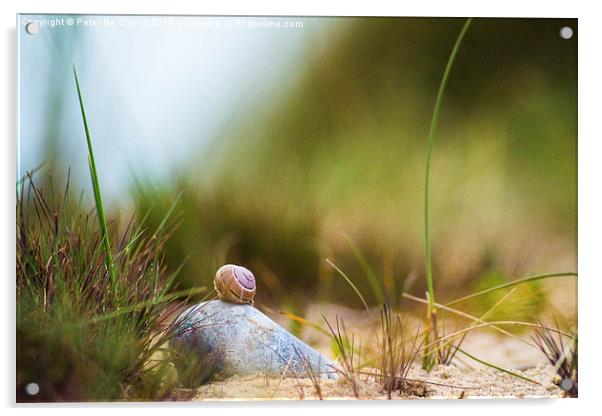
403,293,571,347
420,320,574,354
435,318,464,366
262,306,331,337
269,355,294,399
326,259,370,312
341,233,384,305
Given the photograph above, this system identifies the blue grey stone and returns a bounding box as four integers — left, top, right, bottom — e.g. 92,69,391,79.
170,300,339,386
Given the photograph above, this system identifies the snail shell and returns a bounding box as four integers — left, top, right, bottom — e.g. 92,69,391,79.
214,264,256,304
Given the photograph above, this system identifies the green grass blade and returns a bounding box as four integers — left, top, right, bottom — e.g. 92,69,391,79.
260,307,332,337
446,272,577,306
342,233,385,304
73,66,117,291
477,287,518,322
423,18,473,312
153,190,183,238
86,286,208,324
458,348,540,385
326,259,370,312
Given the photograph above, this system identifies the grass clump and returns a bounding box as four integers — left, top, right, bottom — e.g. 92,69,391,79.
378,304,423,399
324,315,361,398
533,323,578,397
16,174,182,401
16,69,190,401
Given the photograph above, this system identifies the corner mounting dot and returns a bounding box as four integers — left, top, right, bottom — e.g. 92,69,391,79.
25,22,40,35
559,378,574,392
559,26,573,40
25,382,40,396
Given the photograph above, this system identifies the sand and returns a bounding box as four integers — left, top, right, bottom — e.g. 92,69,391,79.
176,364,562,400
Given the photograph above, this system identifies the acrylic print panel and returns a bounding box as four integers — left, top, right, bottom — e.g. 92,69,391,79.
16,14,577,402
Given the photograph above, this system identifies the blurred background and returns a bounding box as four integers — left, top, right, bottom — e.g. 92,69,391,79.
18,16,577,318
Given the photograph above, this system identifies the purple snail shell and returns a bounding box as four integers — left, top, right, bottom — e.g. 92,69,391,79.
214,264,256,304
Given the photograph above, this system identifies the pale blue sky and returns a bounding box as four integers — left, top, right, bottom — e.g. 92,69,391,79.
18,15,333,203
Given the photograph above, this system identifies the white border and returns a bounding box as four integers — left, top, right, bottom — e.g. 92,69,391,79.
2,1,600,415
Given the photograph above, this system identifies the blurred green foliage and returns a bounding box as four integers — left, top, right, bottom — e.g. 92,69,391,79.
468,271,548,327
132,18,576,314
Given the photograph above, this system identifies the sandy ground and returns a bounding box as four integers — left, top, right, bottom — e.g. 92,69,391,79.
173,364,562,400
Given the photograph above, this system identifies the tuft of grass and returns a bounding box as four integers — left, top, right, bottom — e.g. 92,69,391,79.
533,323,578,397
378,303,423,399
323,315,361,398
16,173,188,401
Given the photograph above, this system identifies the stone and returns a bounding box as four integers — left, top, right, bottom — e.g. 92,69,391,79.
170,300,339,386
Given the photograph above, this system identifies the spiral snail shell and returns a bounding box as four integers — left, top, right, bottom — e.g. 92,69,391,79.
214,264,256,304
